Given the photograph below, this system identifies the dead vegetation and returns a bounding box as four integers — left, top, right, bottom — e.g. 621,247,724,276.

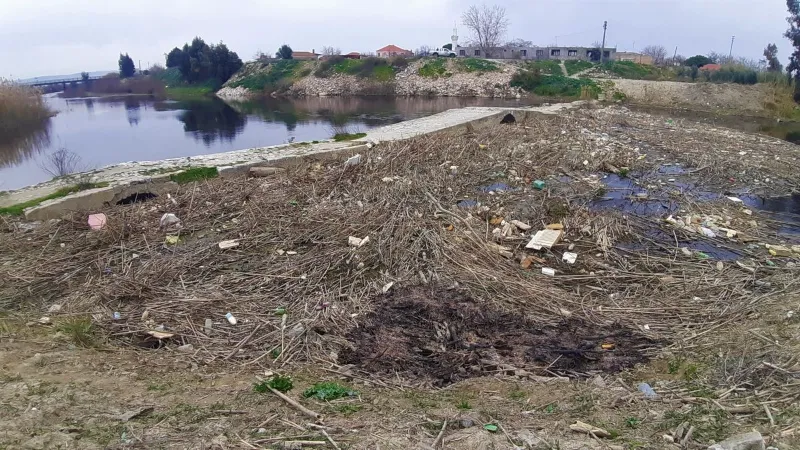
1,105,799,448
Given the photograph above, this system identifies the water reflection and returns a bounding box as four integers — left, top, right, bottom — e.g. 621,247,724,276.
173,101,247,145
0,121,51,169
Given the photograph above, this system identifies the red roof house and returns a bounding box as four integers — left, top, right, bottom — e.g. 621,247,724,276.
376,45,412,58
699,63,722,71
292,50,320,60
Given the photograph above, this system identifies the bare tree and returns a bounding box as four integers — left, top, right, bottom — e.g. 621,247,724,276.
415,45,431,56
462,4,509,57
321,46,341,56
665,54,686,66
641,45,668,65
39,147,82,178
591,41,603,48
505,38,532,48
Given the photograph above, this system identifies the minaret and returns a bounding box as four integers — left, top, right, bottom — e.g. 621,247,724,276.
451,24,459,53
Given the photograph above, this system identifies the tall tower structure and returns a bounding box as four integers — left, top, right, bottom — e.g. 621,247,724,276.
451,24,459,52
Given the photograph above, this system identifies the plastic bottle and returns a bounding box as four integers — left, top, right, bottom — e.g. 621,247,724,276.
225,312,237,325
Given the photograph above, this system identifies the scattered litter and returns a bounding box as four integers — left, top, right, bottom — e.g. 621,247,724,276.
638,382,658,399
716,261,724,271
47,304,62,313
382,282,394,293
274,307,287,316
165,235,180,245
381,177,394,183
601,343,615,350
562,252,578,264
38,317,51,325
478,144,487,150
147,330,174,340
204,318,213,333
87,213,107,230
348,236,370,247
681,247,693,257
511,220,531,231
726,196,743,203
159,213,181,228
167,193,178,206
545,223,564,230
484,424,498,433
541,267,556,276
225,312,237,325
736,261,756,273
344,154,362,167
699,227,716,238
569,421,610,438
526,229,563,250
532,180,546,190
743,209,753,215
112,312,121,320
286,251,298,255
766,244,793,257
218,240,239,250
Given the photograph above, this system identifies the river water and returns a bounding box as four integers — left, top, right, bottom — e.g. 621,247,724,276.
0,95,536,191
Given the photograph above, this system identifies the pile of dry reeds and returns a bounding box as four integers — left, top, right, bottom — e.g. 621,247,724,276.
0,109,797,377
0,79,52,141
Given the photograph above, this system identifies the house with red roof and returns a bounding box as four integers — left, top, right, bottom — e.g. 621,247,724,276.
699,63,722,71
376,45,412,58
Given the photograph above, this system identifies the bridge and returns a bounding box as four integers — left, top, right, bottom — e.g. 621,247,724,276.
22,76,106,88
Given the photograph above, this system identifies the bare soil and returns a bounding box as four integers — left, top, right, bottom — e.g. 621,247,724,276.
608,79,770,115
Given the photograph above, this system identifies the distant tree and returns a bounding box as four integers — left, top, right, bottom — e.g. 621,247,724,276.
786,0,800,100
321,46,341,56
690,65,699,80
416,45,432,56
764,43,783,72
666,54,686,66
164,38,242,85
505,38,533,48
641,45,668,65
118,53,135,78
276,45,293,60
462,4,509,57
80,71,92,89
684,55,713,67
442,43,453,51
591,41,603,48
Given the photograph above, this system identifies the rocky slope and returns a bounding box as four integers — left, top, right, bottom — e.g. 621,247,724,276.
216,58,523,100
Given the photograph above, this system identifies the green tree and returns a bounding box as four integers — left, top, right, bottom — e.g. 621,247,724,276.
684,55,713,67
443,43,453,50
164,38,243,85
118,53,135,78
786,0,800,100
763,43,783,72
276,45,293,60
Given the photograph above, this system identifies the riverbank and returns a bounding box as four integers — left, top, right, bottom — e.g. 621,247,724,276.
1,102,799,449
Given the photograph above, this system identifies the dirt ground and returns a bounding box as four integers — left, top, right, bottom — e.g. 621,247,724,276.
2,104,800,449
607,79,772,115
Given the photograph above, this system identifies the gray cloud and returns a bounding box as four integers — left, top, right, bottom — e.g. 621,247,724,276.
0,0,791,78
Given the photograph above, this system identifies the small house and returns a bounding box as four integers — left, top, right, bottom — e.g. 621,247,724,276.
376,45,412,58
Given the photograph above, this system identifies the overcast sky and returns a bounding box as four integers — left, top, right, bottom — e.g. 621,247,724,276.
0,0,791,79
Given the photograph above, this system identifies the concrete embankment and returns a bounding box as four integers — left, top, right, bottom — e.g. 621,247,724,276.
1,102,582,221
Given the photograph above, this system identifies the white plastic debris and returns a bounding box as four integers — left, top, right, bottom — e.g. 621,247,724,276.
225,312,237,325
562,252,578,264
381,177,394,183
525,229,563,250
47,304,62,313
218,239,239,250
541,267,556,276
344,154,362,167
511,220,531,231
699,227,716,238
348,236,370,247
726,196,743,203
160,213,181,228
382,282,394,293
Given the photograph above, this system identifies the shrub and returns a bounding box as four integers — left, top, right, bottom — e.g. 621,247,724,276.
169,167,219,184
458,58,499,72
601,61,655,79
316,57,397,81
165,37,243,85
418,59,448,78
510,70,600,98
564,60,594,76
229,60,300,92
0,80,52,144
526,60,562,75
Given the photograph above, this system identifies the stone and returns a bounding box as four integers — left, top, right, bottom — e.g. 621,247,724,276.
707,431,765,450
460,419,475,428
47,304,62,313
159,213,181,228
177,344,194,353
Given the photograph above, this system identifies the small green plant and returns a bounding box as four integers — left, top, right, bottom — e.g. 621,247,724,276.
56,317,97,348
254,374,294,393
612,91,627,101
544,403,558,414
625,417,641,428
683,363,701,381
668,358,682,374
332,132,367,141
526,59,562,75
169,167,218,184
508,389,527,401
333,404,362,415
458,58,499,73
302,382,357,401
617,167,630,177
564,60,594,76
456,399,472,410
269,348,282,359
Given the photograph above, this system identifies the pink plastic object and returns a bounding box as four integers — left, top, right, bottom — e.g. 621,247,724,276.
88,213,107,230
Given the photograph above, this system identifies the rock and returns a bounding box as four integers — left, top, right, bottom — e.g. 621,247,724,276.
48,304,62,313
591,375,606,388
460,419,475,428
218,240,239,250
511,220,531,231
177,344,194,353
707,431,765,450
26,353,45,366
515,430,543,447
159,213,181,228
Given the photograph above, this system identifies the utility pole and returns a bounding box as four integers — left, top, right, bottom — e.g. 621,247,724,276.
600,21,608,62
673,46,678,65
729,36,735,60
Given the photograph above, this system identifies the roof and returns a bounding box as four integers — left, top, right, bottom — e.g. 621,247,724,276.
292,51,319,58
345,52,361,56
377,44,410,53
700,64,722,71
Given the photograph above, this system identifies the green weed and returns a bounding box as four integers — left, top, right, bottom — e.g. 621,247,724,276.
169,167,218,184
564,60,593,75
456,400,472,410
526,60,562,75
332,404,362,416
56,317,98,348
625,417,641,428
668,358,682,374
544,403,558,414
458,58,499,73
0,183,109,216
303,382,357,401
230,60,300,91
510,71,600,99
333,132,366,142
418,59,448,78
254,374,293,393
